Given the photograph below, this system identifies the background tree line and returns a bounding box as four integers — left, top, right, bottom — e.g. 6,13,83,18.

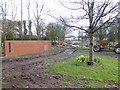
0,19,66,42
0,0,66,43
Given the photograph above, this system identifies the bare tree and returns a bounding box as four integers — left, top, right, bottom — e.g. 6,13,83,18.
33,1,46,39
9,0,17,39
10,0,17,20
58,0,118,65
26,0,30,23
23,20,27,39
26,0,32,40
20,0,23,40
0,0,18,40
0,0,9,40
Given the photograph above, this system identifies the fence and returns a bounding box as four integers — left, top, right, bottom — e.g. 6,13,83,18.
4,40,51,56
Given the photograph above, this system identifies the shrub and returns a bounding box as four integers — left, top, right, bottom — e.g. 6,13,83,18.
76,55,86,62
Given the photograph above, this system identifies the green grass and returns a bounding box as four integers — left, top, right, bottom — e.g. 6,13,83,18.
0,48,2,53
42,55,118,88
0,47,4,53
78,46,89,50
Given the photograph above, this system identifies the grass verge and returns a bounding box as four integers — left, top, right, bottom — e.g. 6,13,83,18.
42,55,118,88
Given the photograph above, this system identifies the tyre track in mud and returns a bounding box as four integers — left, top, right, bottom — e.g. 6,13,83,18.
2,47,78,69
2,47,118,88
2,46,83,88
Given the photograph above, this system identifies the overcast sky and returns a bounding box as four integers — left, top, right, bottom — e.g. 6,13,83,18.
1,0,71,23
0,0,119,36
1,0,118,22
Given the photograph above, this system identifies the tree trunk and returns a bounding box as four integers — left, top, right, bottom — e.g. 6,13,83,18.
87,33,94,65
28,20,32,40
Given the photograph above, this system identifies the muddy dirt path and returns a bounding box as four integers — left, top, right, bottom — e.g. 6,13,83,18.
2,46,85,88
2,46,119,88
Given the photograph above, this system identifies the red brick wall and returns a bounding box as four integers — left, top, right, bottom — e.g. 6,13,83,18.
4,40,51,56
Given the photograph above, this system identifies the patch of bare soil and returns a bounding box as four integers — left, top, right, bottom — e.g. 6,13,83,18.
2,46,83,88
2,46,119,88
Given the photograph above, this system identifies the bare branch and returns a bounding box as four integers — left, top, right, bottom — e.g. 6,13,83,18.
10,0,17,20
48,13,88,32
92,1,117,28
60,17,88,32
51,0,118,37
92,1,110,27
58,0,81,10
39,1,45,16
93,15,117,33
